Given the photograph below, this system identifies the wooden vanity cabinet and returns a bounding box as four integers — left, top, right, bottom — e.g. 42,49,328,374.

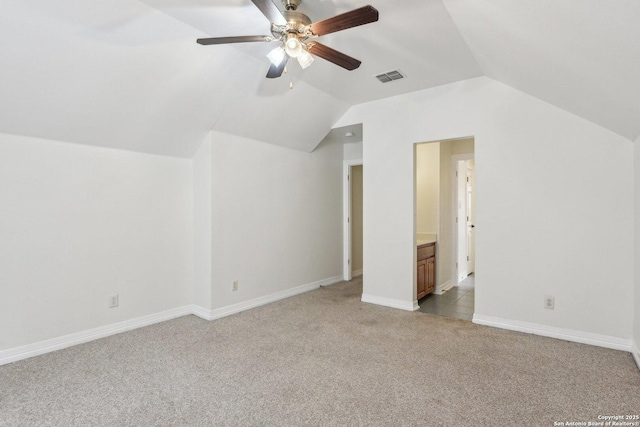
417,243,436,300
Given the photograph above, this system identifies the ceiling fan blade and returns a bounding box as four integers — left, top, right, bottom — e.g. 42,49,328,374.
251,0,287,26
306,42,361,70
266,57,289,79
309,5,379,36
197,35,273,45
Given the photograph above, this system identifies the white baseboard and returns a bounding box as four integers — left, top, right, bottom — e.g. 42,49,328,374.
319,275,344,287
473,314,633,352
192,276,343,321
352,269,363,277
190,304,212,320
633,343,640,372
0,306,192,366
361,294,417,312
434,279,453,295
1,276,344,366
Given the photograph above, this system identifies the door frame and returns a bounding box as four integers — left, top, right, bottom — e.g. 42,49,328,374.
343,159,363,281
451,153,475,286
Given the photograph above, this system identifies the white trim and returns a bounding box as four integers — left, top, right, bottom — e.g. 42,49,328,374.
473,314,633,352
1,276,344,366
0,306,192,366
343,159,363,281
319,276,344,287
451,153,474,287
194,276,344,321
361,293,418,312
352,269,363,277
190,304,212,320
434,279,453,295
633,343,640,372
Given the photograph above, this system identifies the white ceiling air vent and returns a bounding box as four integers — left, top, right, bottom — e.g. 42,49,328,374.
375,70,405,83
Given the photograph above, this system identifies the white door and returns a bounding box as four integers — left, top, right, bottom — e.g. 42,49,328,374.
456,160,468,282
466,161,475,274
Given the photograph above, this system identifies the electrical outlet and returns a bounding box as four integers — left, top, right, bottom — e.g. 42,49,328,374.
544,295,554,310
109,294,119,308
232,280,238,292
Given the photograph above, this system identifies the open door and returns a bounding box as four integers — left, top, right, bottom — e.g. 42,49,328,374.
456,158,475,283
465,161,475,275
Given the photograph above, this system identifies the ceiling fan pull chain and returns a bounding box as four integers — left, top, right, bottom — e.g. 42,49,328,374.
286,67,294,88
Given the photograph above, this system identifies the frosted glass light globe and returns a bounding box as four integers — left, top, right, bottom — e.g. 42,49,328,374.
285,36,303,58
297,48,314,69
267,46,286,66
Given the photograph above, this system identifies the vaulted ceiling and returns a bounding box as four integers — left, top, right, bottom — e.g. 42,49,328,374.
1,0,638,157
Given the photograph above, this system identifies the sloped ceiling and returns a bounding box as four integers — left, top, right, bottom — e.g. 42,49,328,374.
442,0,640,142
0,1,638,157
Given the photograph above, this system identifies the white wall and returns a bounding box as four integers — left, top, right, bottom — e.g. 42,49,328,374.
210,131,343,309
0,133,192,351
193,135,212,310
415,142,440,235
336,76,634,340
344,141,363,161
634,135,640,356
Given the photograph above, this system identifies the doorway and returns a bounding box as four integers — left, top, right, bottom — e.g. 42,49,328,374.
454,157,475,284
343,159,363,280
414,138,475,321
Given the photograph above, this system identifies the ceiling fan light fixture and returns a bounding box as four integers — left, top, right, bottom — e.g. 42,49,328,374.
267,46,286,66
297,48,314,69
284,35,303,58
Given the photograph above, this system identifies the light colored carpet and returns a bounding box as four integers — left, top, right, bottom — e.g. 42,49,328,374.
1,278,639,426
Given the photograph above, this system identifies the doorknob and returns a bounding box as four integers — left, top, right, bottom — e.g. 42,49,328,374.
470,224,475,228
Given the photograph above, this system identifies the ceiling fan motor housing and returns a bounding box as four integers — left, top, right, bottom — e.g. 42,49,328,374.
272,10,312,40
284,11,312,26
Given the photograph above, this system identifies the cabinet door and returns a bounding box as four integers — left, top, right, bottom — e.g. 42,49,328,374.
417,259,427,299
426,256,436,294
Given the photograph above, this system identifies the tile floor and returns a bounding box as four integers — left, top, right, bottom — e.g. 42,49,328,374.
418,274,475,321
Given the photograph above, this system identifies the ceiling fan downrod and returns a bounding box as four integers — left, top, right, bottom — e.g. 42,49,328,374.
282,0,301,11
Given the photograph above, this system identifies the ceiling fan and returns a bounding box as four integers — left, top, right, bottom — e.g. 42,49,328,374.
196,0,379,79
